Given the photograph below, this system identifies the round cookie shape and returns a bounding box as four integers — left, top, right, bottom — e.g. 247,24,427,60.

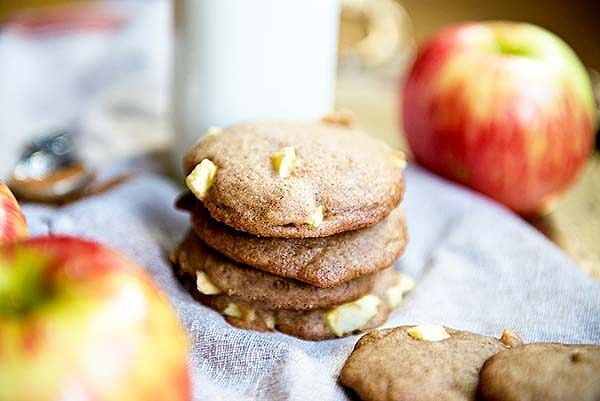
340,326,521,401
173,257,404,341
478,343,600,401
183,122,406,238
189,201,408,288
172,231,397,311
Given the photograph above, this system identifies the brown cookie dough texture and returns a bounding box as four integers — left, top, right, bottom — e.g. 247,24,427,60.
183,122,406,238
340,326,522,401
478,343,600,401
219,296,391,341
173,249,409,340
190,201,408,288
172,231,398,310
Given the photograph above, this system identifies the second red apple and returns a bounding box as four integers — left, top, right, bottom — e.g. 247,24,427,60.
402,22,596,214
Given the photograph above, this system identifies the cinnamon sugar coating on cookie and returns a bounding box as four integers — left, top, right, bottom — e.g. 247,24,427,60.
183,122,405,238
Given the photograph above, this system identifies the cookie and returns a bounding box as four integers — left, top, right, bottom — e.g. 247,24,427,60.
183,197,408,288
340,326,522,401
183,122,406,238
219,296,391,341
172,231,406,310
174,260,414,340
478,343,600,401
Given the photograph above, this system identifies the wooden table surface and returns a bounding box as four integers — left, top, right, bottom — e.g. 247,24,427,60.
336,74,600,280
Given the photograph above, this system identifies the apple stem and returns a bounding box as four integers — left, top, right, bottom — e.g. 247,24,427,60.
0,249,49,316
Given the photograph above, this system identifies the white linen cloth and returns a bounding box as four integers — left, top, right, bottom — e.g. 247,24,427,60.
22,164,600,401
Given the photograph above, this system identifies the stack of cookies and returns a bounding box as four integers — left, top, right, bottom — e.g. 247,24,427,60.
171,119,414,340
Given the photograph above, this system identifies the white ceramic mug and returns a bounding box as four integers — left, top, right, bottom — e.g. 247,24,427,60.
172,0,340,174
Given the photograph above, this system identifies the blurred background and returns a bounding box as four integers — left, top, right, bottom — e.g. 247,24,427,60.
3,0,600,67
0,0,598,275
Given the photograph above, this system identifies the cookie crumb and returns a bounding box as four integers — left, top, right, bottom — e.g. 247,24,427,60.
388,150,407,170
500,329,523,348
321,110,355,127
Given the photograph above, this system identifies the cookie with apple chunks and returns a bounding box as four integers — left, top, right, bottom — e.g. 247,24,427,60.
179,195,408,288
171,231,409,311
478,343,600,401
173,251,413,340
340,325,522,401
183,122,406,238
214,293,391,341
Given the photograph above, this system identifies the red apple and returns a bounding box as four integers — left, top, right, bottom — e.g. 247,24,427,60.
0,236,191,401
0,181,28,244
402,22,596,214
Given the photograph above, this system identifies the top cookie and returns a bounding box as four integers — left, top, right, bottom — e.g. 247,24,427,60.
478,343,600,401
340,325,522,401
183,122,406,238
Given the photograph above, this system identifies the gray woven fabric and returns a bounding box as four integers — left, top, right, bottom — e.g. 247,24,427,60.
23,165,600,401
